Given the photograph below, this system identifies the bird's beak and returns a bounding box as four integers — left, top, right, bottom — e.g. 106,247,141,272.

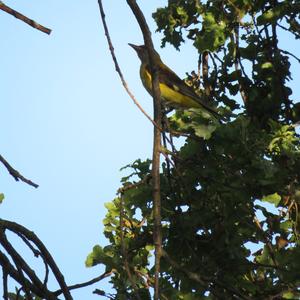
128,43,140,52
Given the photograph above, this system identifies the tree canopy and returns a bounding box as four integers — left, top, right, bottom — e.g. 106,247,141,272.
1,0,300,299
87,0,300,299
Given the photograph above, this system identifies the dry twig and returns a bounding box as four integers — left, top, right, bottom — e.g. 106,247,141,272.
97,0,161,131
0,154,38,188
0,1,51,34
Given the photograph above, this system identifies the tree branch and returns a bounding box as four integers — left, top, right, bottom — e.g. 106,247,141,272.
0,219,72,300
119,193,142,300
125,2,162,299
0,1,51,34
97,0,161,131
54,270,115,295
0,230,56,299
0,154,38,188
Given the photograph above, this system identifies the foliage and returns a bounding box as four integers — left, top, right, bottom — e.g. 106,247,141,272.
0,193,4,204
88,0,300,299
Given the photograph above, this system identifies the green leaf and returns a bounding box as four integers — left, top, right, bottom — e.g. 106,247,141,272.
193,123,217,139
85,245,104,267
282,291,298,299
261,62,273,69
262,193,281,207
194,12,227,51
257,3,293,25
0,193,4,204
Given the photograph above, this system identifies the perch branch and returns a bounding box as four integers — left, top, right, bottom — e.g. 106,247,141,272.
125,1,162,299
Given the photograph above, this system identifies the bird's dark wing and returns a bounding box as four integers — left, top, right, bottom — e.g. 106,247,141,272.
146,64,220,117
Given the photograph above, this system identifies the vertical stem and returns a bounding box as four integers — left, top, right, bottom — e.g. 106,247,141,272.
202,51,210,97
119,194,141,300
152,101,162,300
126,1,162,298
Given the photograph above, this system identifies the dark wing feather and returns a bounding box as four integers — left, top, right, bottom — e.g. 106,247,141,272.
146,64,220,117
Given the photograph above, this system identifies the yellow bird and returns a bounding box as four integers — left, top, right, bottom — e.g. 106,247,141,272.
129,43,220,118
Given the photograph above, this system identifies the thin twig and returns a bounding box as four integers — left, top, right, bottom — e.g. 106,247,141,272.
125,2,163,299
254,216,278,268
279,49,300,64
232,28,248,104
197,53,201,81
119,193,142,300
202,51,211,96
161,249,207,285
117,174,151,194
97,0,161,132
278,20,300,39
0,1,51,34
54,270,115,295
161,250,252,300
0,154,38,188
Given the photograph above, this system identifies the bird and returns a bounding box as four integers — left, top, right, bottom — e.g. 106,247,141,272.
129,43,220,119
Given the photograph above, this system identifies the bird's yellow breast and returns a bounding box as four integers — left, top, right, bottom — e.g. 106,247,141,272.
140,65,201,109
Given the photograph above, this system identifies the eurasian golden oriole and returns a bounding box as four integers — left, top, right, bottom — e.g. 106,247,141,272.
129,43,219,118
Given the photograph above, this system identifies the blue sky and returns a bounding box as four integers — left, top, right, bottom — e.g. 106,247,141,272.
1,1,299,299
1,1,194,298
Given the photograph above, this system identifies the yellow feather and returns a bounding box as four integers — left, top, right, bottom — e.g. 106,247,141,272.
140,65,202,108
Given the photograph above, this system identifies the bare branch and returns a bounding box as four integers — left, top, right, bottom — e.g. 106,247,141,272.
125,1,162,299
2,270,8,300
54,270,115,295
117,174,151,194
202,51,211,96
279,49,300,64
97,0,161,131
231,28,248,104
0,154,38,188
0,231,57,299
0,1,51,35
0,219,72,300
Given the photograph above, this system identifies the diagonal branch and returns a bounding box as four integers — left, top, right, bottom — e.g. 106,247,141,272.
0,1,51,35
54,270,115,296
97,0,161,131
0,154,39,188
0,230,56,299
0,219,72,300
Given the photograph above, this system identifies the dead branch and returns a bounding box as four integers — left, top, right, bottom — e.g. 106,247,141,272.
0,154,38,188
0,1,51,34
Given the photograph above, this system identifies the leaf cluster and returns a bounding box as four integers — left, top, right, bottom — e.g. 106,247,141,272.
88,0,300,299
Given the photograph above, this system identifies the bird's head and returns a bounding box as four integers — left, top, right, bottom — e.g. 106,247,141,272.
129,43,160,64
128,43,149,63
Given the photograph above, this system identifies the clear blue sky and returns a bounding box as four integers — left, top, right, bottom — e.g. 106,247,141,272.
0,1,299,299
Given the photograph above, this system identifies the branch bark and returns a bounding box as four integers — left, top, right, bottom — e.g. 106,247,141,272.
0,1,51,34
0,154,38,188
0,219,72,300
125,2,162,299
97,0,161,130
